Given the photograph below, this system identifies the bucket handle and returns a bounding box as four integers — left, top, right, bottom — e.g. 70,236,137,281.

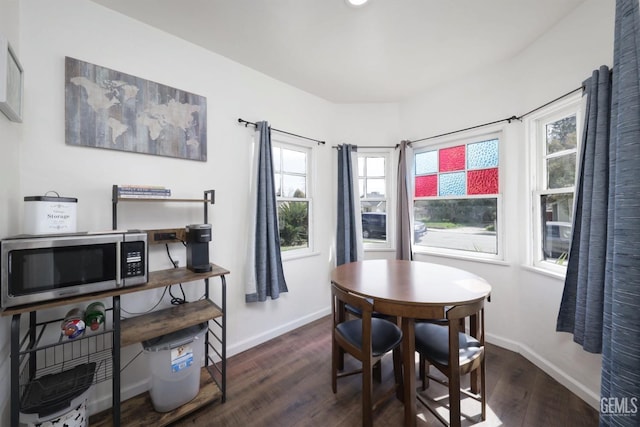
44,191,61,198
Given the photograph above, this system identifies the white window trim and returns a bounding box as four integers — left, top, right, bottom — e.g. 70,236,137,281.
411,126,505,262
358,148,395,251
272,134,316,260
525,91,583,273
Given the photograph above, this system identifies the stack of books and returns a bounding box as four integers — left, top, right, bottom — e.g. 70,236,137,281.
117,185,171,199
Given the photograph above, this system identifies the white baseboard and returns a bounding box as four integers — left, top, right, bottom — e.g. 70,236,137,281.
485,332,521,353
486,332,600,410
227,307,331,357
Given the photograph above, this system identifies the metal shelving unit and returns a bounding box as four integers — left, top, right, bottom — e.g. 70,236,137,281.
4,187,227,427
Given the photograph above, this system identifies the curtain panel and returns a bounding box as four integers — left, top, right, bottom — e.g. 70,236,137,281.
245,121,288,302
396,140,413,260
336,144,363,265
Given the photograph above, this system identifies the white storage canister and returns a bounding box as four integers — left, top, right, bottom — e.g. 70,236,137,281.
23,192,77,235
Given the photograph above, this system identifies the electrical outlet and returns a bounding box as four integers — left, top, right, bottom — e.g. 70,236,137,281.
155,232,177,241
147,228,186,244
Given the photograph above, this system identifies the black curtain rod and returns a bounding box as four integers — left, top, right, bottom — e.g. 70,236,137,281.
409,116,519,144
517,86,584,120
237,118,326,145
409,85,584,144
331,144,399,150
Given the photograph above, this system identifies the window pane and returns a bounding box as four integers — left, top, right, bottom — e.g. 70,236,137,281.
468,168,499,195
546,115,577,155
366,178,385,197
414,198,497,254
272,147,281,172
415,151,438,175
541,193,573,262
274,173,281,197
282,174,306,197
278,201,309,251
358,157,365,177
467,139,499,170
366,157,385,176
439,145,465,172
415,175,437,197
359,178,365,197
361,204,386,242
282,149,306,174
439,172,466,196
547,153,576,189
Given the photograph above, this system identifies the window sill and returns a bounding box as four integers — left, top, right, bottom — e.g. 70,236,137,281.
521,264,566,281
364,247,395,253
413,248,510,267
281,251,321,262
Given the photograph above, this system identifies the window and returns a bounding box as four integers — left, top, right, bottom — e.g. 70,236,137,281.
358,151,392,248
413,133,501,258
528,93,582,268
272,142,312,254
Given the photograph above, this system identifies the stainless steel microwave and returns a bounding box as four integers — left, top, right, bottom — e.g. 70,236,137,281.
1,231,147,309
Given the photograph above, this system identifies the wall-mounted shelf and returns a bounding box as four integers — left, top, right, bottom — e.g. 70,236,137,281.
111,185,215,230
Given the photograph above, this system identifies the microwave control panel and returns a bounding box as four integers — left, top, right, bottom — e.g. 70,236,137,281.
122,241,145,278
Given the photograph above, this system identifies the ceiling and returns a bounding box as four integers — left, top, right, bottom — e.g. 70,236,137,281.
90,0,586,103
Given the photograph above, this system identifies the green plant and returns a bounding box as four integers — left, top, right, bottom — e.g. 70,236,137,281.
555,251,569,265
278,201,308,247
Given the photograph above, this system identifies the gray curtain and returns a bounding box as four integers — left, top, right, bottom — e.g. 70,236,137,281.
246,121,288,302
556,66,611,352
556,1,640,424
396,140,413,260
336,144,359,266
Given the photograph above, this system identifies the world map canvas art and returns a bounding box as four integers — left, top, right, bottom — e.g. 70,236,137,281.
65,57,207,161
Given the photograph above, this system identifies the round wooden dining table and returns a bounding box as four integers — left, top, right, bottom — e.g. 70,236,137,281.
331,259,492,427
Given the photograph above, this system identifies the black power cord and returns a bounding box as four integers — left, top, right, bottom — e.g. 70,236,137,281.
165,243,187,305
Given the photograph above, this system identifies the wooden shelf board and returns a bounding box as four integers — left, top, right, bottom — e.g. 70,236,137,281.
1,265,230,317
121,299,222,347
89,367,222,427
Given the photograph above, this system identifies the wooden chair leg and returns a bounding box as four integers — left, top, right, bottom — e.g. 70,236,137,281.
419,354,430,391
331,333,338,394
480,357,487,420
373,360,382,383
362,357,373,427
393,347,403,402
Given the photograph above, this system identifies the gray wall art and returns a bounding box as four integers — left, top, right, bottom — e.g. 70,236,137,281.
65,57,207,161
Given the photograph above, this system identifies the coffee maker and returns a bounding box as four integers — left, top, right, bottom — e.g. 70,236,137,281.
186,224,212,273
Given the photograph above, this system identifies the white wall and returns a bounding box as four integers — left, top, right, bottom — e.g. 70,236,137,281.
399,0,615,409
0,0,22,423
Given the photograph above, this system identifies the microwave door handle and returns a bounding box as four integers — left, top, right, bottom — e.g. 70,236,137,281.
116,242,122,286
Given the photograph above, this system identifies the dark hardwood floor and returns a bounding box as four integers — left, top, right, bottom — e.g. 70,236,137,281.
173,316,599,427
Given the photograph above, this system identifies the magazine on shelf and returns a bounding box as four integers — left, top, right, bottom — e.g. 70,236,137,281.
117,185,171,198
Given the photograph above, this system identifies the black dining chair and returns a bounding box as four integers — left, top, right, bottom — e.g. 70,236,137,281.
415,298,486,427
331,282,403,427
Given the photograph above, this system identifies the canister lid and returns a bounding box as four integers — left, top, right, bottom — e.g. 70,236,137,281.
142,323,207,352
24,196,78,203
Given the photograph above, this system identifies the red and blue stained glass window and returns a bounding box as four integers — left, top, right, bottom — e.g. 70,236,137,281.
414,139,499,197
